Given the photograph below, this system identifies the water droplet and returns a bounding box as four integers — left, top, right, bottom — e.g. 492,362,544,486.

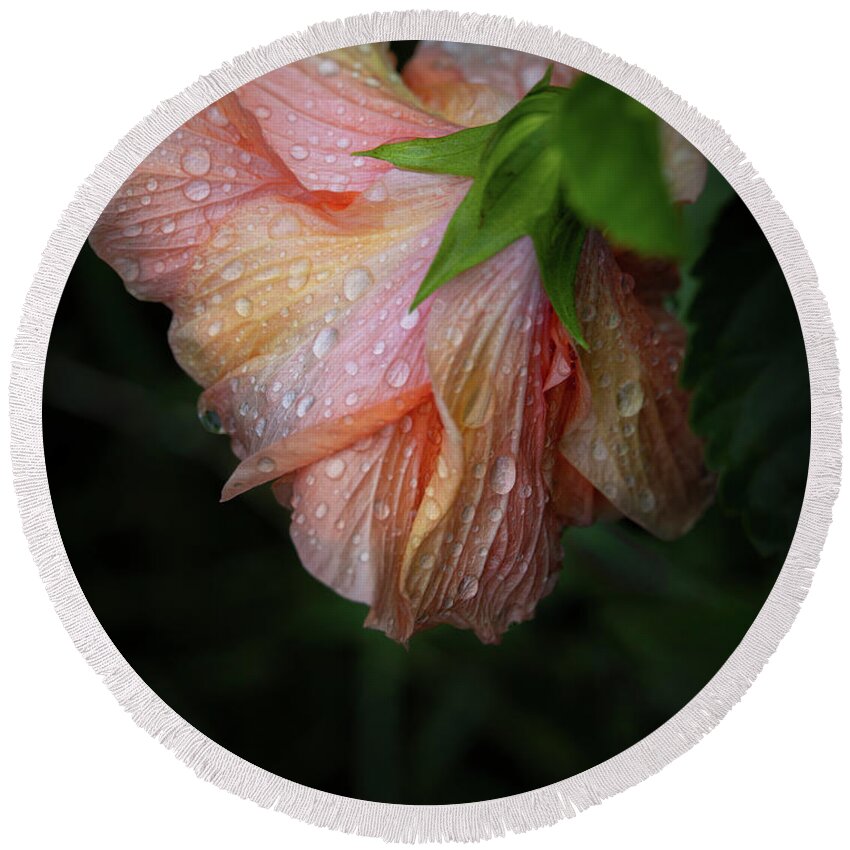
181,146,211,176
372,340,386,356
287,257,312,290
325,458,346,480
343,267,373,302
258,456,276,473
592,438,609,461
385,359,410,388
373,500,390,521
314,501,328,519
296,394,315,417
519,483,533,499
638,489,656,513
344,361,359,376
490,456,517,495
400,308,420,330
221,260,244,281
235,296,253,317
616,380,645,417
207,321,222,337
317,58,340,76
345,392,359,407
418,553,436,571
290,145,309,161
255,105,271,119
184,179,211,202
198,408,224,434
161,219,176,234
122,223,143,237
312,327,339,359
461,505,475,523
269,213,301,238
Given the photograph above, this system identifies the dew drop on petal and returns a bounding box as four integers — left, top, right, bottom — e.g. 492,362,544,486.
257,456,276,473
184,179,211,202
385,359,410,388
269,213,301,238
221,260,244,282
317,58,340,76
490,456,517,495
325,457,346,480
290,145,309,161
312,326,339,359
198,408,224,434
616,380,645,417
234,296,253,317
638,489,656,513
181,146,211,176
373,500,390,521
400,308,420,330
314,501,329,519
296,394,315,418
343,267,373,302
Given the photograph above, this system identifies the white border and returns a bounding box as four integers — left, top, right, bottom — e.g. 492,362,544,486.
8,10,841,843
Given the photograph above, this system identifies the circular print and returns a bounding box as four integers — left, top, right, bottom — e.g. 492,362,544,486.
42,37,811,812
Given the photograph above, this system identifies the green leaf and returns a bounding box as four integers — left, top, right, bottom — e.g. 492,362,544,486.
683,197,810,556
357,69,684,339
352,124,495,176
532,212,587,346
556,74,682,258
409,179,526,308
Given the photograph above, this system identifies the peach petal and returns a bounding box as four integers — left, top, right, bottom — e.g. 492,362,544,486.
205,173,468,498
560,231,713,539
281,399,442,616
404,42,577,125
391,239,562,643
90,94,315,304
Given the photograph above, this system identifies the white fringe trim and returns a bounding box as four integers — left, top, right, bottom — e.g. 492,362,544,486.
8,9,840,843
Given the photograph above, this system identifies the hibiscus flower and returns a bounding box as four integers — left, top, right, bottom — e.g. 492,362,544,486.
90,42,713,644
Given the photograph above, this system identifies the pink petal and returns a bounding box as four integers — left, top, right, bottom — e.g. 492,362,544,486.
389,239,562,643
281,398,442,612
560,231,713,539
234,46,459,193
90,94,320,304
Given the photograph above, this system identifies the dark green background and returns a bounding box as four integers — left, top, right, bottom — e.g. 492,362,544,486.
42,78,809,803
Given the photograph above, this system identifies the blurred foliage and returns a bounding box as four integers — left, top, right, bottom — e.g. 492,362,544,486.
43,140,807,804
682,197,810,554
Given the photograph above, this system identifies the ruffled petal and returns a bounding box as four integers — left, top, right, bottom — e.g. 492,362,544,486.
378,239,563,643
89,94,319,305
559,231,713,539
202,172,467,498
234,46,459,193
281,398,442,610
404,42,577,125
